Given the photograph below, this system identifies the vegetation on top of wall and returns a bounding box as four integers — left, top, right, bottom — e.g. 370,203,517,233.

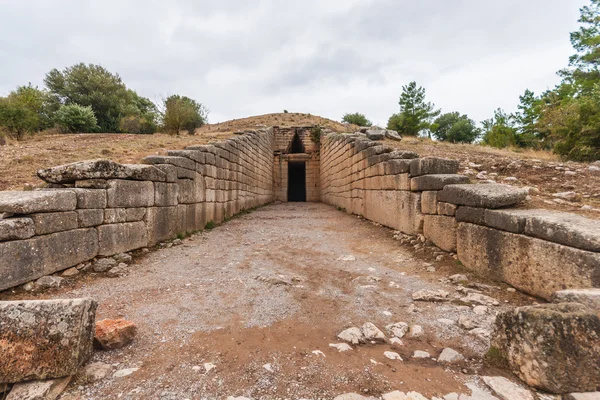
342,112,372,127
310,125,323,147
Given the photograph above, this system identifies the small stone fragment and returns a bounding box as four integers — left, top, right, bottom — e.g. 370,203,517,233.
438,348,465,363
337,255,356,262
61,267,80,277
337,327,364,345
458,315,481,330
113,253,133,264
412,289,450,302
412,350,431,359
79,362,113,383
94,319,137,350
390,337,404,346
461,293,500,306
6,377,71,400
35,275,64,289
361,322,386,341
473,306,489,315
384,351,403,361
386,322,409,338
482,376,534,400
106,263,129,278
92,258,117,273
113,368,138,378
329,343,353,352
410,325,424,338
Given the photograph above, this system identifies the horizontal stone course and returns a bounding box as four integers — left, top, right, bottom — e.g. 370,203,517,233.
438,183,529,209
106,180,154,208
409,157,459,177
31,211,79,235
0,191,77,214
410,174,469,191
37,159,166,183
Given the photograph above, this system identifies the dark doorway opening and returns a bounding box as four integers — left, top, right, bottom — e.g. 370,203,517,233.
288,162,306,202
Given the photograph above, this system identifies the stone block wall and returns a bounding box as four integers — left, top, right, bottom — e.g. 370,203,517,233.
0,129,275,292
320,133,600,300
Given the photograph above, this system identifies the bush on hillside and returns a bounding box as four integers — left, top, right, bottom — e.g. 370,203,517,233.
163,95,208,135
119,115,157,134
55,104,98,133
342,112,372,127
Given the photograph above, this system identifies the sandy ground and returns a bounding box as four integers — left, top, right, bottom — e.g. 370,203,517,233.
2,203,539,400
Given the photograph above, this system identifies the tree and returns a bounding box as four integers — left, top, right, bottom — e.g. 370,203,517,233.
482,109,518,148
162,95,208,135
432,112,480,143
342,112,372,127
55,104,98,133
387,81,440,136
44,63,156,132
0,84,56,139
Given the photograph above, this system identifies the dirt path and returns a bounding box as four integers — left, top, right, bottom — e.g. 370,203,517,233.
5,203,537,399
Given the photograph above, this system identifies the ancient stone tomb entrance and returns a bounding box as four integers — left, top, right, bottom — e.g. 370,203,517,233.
273,127,320,202
287,161,306,202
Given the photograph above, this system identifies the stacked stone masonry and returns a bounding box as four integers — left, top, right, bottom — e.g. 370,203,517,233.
320,133,600,300
0,129,275,291
0,128,599,302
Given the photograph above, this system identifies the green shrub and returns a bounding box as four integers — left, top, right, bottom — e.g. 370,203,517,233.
163,95,208,135
310,125,322,146
342,112,371,127
205,221,216,230
55,104,98,133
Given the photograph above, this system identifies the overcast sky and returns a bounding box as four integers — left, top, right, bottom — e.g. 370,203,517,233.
0,0,584,126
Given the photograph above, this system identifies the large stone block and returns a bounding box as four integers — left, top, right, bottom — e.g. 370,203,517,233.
483,209,546,234
31,211,79,235
142,155,196,171
552,289,600,313
71,188,107,209
0,218,35,241
97,222,147,256
420,191,438,215
0,298,97,383
106,180,154,208
456,206,486,224
154,182,179,207
424,215,457,252
145,207,178,246
77,209,104,228
491,303,600,394
524,211,600,252
397,191,424,235
0,229,98,291
457,223,600,299
409,157,460,177
438,183,529,208
410,174,469,191
37,159,165,183
0,191,77,214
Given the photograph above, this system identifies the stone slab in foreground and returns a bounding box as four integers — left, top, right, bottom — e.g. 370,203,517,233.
491,303,600,394
0,298,97,383
37,159,166,184
438,183,528,209
552,289,600,313
0,191,77,214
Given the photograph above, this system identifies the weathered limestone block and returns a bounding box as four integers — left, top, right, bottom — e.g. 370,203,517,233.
37,159,166,183
424,215,458,252
154,182,179,207
0,217,35,241
420,191,438,215
125,208,146,222
456,206,486,224
177,203,206,234
483,209,545,234
366,130,385,140
94,319,137,350
389,150,419,159
384,159,412,175
409,157,460,177
75,179,110,189
0,229,98,291
145,207,178,245
491,303,600,394
71,188,107,209
6,377,71,400
106,180,154,208
410,174,469,191
552,289,600,313
97,222,147,256
153,164,178,183
0,191,77,214
438,183,529,209
457,223,600,299
77,209,104,228
437,202,457,216
524,211,600,252
0,298,97,383
142,155,195,171
167,149,205,164
31,211,79,235
398,191,424,235
103,208,127,224
177,175,205,204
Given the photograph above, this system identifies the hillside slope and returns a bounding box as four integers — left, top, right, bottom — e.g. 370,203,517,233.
0,113,597,218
